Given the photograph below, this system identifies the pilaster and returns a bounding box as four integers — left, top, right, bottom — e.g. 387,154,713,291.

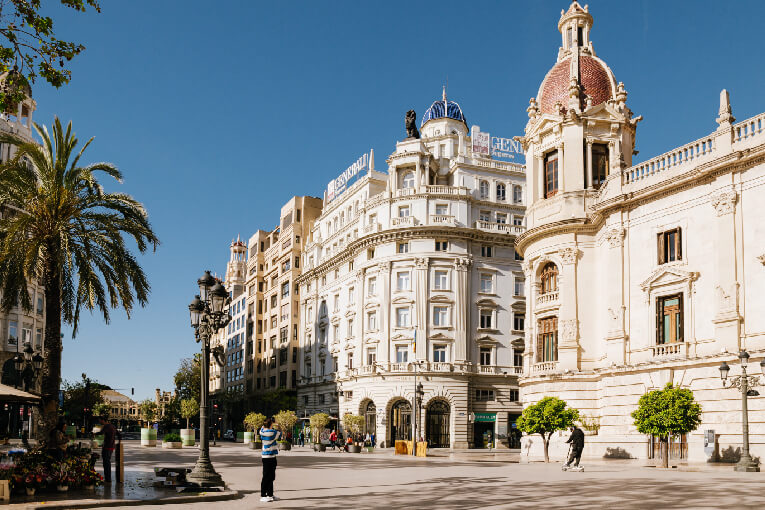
710,187,741,351
557,247,579,370
378,262,392,363
604,228,626,365
454,257,471,362
414,257,429,361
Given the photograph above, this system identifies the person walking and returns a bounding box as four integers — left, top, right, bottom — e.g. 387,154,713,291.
563,425,585,469
98,416,118,483
298,430,305,447
329,429,337,450
259,418,281,503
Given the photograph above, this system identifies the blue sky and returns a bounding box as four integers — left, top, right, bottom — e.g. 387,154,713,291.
33,0,765,401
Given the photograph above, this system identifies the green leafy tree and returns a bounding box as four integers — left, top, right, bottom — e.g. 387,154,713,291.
244,412,266,438
92,402,110,419
60,374,105,426
0,1,101,111
274,410,298,441
173,354,201,403
258,388,296,417
139,399,157,427
160,396,181,431
0,118,159,434
309,413,330,444
631,383,702,468
342,414,365,445
180,398,199,429
516,396,580,462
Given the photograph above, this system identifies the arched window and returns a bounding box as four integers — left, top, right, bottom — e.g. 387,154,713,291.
496,183,506,201
402,171,415,189
540,263,558,294
479,180,489,199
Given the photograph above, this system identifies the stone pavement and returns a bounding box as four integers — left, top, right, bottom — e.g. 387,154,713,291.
79,441,765,509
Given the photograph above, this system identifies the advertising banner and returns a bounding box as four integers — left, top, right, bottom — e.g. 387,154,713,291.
326,151,369,203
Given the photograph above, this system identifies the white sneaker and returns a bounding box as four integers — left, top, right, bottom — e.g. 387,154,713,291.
260,496,273,502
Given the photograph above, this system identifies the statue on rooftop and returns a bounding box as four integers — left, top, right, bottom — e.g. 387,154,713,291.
405,110,420,139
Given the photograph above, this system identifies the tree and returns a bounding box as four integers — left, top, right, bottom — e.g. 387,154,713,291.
160,396,181,431
0,1,101,112
258,388,296,417
631,383,702,468
309,413,330,444
92,402,110,419
274,410,298,441
342,414,365,445
173,354,201,403
60,374,106,426
244,412,266,437
0,118,159,434
139,399,157,427
516,396,580,462
180,398,199,429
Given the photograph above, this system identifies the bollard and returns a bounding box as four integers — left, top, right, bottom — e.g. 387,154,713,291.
115,438,124,484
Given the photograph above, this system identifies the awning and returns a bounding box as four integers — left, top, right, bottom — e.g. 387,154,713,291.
0,383,41,404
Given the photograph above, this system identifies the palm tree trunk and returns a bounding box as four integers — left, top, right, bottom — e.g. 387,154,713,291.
39,249,62,438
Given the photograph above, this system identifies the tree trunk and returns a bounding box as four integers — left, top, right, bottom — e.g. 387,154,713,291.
662,435,669,469
39,250,62,440
542,433,550,463
186,417,190,429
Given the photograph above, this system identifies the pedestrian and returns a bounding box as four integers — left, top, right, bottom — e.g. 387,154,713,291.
98,415,118,483
259,417,281,503
329,429,337,450
563,425,585,469
371,432,376,447
298,430,305,447
48,419,68,461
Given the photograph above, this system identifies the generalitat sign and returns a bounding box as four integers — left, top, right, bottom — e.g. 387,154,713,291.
326,151,370,203
470,126,524,162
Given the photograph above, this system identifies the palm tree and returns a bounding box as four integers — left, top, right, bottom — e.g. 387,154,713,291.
0,117,159,433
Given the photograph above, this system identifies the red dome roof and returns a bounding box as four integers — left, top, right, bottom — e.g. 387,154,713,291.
538,54,614,114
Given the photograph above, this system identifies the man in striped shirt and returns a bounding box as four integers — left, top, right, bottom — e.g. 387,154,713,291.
260,417,282,502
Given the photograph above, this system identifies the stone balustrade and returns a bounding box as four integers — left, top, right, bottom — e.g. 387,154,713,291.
733,113,765,146
532,361,558,373
536,291,559,306
623,135,715,185
430,214,456,226
391,216,415,227
475,220,525,234
651,341,687,359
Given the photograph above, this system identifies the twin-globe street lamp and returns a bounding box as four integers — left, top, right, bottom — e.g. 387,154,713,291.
12,343,43,391
187,271,231,487
719,350,765,472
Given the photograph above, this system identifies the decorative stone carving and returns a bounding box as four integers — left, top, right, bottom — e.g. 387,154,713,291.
716,89,735,127
377,261,391,274
615,81,627,104
455,257,471,270
415,257,429,269
710,189,738,216
757,254,765,265
604,228,625,248
558,247,579,265
559,319,578,343
521,260,532,275
527,97,539,120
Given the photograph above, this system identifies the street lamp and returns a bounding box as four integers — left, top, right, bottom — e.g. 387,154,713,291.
12,343,43,392
718,350,764,472
187,271,231,487
411,360,425,456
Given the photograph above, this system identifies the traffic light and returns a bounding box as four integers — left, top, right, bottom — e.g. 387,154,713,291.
131,388,134,395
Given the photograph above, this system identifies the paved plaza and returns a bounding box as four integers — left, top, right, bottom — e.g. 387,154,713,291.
77,441,765,509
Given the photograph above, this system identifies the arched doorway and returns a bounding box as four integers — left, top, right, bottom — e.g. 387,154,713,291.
426,400,450,448
363,401,376,438
389,400,411,444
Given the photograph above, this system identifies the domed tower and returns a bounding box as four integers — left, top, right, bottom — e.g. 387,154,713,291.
226,235,247,289
419,87,469,140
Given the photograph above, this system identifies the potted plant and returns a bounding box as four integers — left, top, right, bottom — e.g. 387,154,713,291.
23,468,46,495
180,398,199,446
274,410,298,451
81,468,103,490
162,433,183,449
244,412,266,450
52,462,73,492
309,413,330,452
139,400,158,447
342,414,365,453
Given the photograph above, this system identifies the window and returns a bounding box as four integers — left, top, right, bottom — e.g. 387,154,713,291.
433,306,448,326
270,295,277,308
538,317,558,362
433,345,446,363
347,352,353,370
480,273,493,293
435,204,448,215
496,213,507,224
480,347,492,365
479,210,491,222
513,215,524,226
657,294,683,344
402,171,415,189
481,245,494,257
396,271,410,291
396,307,410,327
332,324,339,342
658,228,682,264
280,326,288,343
367,312,377,330
8,321,17,344
541,263,558,293
281,282,290,298
514,278,525,297
513,313,525,331
475,389,495,402
513,351,523,368
368,277,377,296
513,185,523,204
304,361,312,378
435,240,448,252
36,297,43,314
398,205,410,217
295,256,300,268
479,309,493,329
319,393,325,404
509,389,520,402
396,346,409,363
35,328,42,348
366,348,377,366
398,242,409,254
590,143,609,189
496,183,506,201
333,294,340,312
434,270,448,290
347,318,353,338
367,248,375,260
544,151,559,198
479,180,490,199
348,287,355,304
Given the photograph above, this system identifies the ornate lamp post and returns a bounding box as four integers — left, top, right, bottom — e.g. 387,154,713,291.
411,360,425,457
12,343,43,392
187,271,231,487
718,350,765,472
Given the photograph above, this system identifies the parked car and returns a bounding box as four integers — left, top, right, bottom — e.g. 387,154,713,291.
223,429,235,441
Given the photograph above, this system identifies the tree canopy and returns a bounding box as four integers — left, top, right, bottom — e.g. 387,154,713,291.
173,354,201,403
516,396,580,462
180,398,199,429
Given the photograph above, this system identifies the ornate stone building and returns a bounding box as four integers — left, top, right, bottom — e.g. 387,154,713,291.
517,2,765,463
296,93,526,448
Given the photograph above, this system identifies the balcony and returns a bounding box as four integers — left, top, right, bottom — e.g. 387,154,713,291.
363,222,381,234
651,342,687,359
430,214,455,226
532,361,558,373
475,220,525,234
424,185,470,196
396,188,415,197
391,216,415,227
536,291,559,306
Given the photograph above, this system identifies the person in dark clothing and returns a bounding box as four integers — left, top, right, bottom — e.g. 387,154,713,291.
564,425,585,468
98,416,119,483
49,419,68,460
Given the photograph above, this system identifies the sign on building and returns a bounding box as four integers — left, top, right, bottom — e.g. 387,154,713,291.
471,126,524,162
326,151,370,203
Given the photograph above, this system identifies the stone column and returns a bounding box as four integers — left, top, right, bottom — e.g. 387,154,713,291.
557,247,579,371
454,257,471,362
522,260,534,374
604,228,626,364
710,187,741,351
586,139,593,189
415,159,422,194
414,257,429,361
378,262,392,365
557,144,565,192
356,269,368,362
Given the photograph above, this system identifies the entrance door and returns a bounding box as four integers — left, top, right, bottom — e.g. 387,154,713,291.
473,422,495,449
390,400,411,444
364,401,377,438
426,400,450,448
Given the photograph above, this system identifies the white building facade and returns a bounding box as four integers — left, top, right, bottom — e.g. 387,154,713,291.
297,94,526,449
518,2,765,463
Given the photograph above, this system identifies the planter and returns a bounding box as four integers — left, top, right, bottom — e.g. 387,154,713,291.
235,432,245,443
83,484,95,490
140,428,157,447
278,442,291,451
347,445,362,453
25,487,36,496
56,485,69,492
0,480,8,501
243,431,254,444
366,446,374,453
180,429,196,446
162,441,182,449
252,440,263,450
313,443,326,452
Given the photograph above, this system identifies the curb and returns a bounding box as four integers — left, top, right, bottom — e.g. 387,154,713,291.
11,489,241,509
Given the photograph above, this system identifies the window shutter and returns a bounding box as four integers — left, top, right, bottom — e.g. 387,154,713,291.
657,233,665,265
676,228,682,260
678,293,684,342
656,298,663,344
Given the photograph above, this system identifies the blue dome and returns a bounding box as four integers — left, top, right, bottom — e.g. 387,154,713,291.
421,99,467,127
